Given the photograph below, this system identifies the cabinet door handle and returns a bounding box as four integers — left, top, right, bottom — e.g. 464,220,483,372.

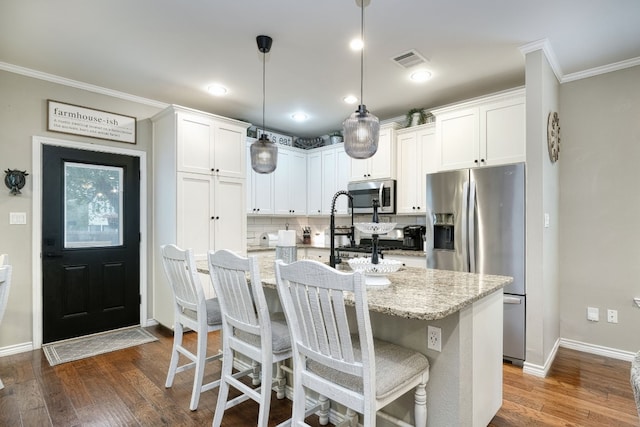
480,159,485,163
474,159,479,164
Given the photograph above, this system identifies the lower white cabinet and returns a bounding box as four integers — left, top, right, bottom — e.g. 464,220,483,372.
384,254,426,269
396,124,438,214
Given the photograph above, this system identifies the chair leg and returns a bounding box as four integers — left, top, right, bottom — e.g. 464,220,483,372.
165,322,183,388
275,361,286,399
189,327,209,411
212,345,234,427
257,358,274,427
252,359,262,386
318,395,330,425
414,381,427,427
291,371,308,425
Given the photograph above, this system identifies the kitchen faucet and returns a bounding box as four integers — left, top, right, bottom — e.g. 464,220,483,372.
329,190,355,268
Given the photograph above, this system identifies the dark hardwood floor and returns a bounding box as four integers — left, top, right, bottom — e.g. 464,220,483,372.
0,325,637,426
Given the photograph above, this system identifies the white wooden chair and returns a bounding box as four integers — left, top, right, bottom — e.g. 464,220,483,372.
0,254,12,390
160,244,225,411
208,249,291,427
275,259,430,427
632,351,640,418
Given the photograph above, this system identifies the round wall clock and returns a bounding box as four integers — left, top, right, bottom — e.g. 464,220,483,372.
547,111,560,163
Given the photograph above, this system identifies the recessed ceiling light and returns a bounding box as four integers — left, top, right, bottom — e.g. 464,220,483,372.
207,84,228,96
343,95,358,104
350,38,364,51
291,112,308,122
410,70,432,82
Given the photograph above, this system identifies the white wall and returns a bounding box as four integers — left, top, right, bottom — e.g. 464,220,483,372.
524,49,561,369
559,65,640,352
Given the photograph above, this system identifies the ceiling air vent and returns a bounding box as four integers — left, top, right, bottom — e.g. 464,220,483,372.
391,49,428,69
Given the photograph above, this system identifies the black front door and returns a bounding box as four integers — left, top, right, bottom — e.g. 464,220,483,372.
42,145,140,343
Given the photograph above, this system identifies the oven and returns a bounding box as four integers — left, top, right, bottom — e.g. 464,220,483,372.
347,179,396,214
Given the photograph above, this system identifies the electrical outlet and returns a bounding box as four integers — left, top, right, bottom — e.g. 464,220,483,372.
427,325,441,352
607,309,618,323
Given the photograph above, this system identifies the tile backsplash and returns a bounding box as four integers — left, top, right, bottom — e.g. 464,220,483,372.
247,214,426,246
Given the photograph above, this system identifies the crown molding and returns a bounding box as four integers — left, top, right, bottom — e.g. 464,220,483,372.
562,56,640,83
519,39,563,82
0,61,168,109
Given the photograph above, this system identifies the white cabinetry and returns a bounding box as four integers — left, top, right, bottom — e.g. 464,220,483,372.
152,105,249,328
307,151,322,215
349,123,399,181
383,254,426,268
246,140,275,215
433,89,525,171
273,146,307,215
396,124,438,214
307,145,350,216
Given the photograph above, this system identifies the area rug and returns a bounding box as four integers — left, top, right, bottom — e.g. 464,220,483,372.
43,326,158,366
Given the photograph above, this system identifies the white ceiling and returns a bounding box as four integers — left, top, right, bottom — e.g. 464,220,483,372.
2,0,640,138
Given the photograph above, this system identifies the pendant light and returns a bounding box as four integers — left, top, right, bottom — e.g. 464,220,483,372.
250,35,278,174
342,0,380,159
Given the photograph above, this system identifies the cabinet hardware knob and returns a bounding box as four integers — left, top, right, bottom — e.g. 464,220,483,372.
257,208,260,212
474,159,479,163
211,216,215,220
480,159,485,163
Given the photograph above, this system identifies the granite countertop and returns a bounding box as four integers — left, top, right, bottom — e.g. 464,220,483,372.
198,254,512,321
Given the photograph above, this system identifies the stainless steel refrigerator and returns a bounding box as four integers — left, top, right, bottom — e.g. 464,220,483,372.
426,163,525,364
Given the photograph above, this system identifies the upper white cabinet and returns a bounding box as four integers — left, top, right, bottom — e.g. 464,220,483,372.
307,144,350,216
433,89,525,171
246,140,275,215
349,123,399,182
396,124,438,214
306,151,322,216
152,105,249,328
176,109,246,178
273,146,307,215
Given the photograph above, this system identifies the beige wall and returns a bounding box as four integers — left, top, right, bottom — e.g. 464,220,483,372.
559,65,640,352
0,69,162,349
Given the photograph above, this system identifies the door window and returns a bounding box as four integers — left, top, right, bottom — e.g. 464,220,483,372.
64,162,124,248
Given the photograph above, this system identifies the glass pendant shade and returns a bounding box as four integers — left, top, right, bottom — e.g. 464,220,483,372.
250,135,278,174
343,104,380,159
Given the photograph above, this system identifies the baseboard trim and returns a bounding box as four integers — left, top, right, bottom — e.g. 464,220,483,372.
0,341,33,357
559,338,637,362
523,337,560,377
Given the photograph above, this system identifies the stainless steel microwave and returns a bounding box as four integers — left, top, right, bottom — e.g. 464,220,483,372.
347,179,396,214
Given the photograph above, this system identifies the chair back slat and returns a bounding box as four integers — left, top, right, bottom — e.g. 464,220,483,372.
275,259,370,379
161,245,203,313
208,250,266,335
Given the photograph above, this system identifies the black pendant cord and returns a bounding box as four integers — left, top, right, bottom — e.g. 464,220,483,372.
359,0,365,108
262,50,266,136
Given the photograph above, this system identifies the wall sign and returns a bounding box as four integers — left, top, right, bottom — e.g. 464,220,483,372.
47,100,137,144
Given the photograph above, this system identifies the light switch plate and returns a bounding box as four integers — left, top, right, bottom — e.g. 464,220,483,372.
9,212,27,225
587,306,599,322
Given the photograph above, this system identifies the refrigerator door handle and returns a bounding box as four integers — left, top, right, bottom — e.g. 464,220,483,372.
461,181,470,271
504,296,522,304
468,180,477,273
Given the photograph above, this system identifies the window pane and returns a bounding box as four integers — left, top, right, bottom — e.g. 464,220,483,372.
64,162,124,248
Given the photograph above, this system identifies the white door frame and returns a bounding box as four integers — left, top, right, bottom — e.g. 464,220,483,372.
32,136,148,348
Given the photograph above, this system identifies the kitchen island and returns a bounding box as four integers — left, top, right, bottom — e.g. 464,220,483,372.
198,255,512,426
